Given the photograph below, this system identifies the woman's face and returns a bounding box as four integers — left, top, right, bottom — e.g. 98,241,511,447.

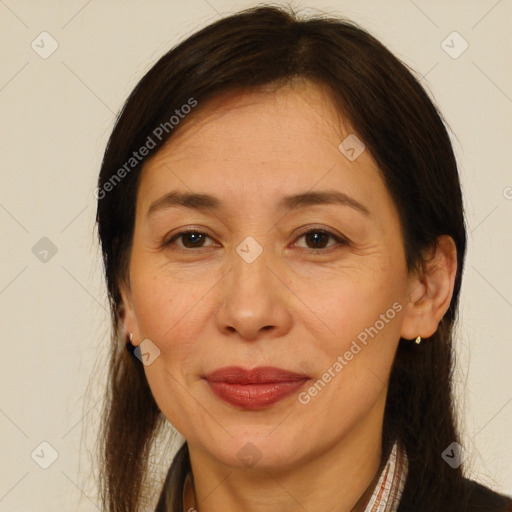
121,80,416,471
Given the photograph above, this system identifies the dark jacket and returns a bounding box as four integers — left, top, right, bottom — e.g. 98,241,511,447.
396,475,512,512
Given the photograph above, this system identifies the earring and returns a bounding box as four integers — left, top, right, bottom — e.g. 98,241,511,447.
415,336,422,344
126,332,136,357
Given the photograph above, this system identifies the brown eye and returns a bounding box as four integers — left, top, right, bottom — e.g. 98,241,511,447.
161,228,349,253
302,231,331,249
164,230,213,249
295,229,349,251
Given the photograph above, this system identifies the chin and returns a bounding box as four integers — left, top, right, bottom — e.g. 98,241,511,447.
203,429,309,472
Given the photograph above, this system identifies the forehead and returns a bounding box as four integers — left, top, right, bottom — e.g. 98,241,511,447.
136,80,388,215
146,81,349,165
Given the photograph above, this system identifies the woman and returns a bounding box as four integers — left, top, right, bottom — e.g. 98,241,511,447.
95,5,512,512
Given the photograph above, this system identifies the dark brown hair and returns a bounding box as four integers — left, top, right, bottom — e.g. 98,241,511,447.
95,4,496,511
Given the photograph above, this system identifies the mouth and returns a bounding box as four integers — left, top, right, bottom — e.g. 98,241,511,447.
202,366,311,410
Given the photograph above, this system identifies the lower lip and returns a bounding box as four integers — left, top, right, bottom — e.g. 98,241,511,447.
205,379,309,410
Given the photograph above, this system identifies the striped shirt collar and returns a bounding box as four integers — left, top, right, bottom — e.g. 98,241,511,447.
363,441,408,512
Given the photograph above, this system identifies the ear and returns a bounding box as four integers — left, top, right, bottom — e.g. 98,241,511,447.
119,280,142,347
400,235,458,340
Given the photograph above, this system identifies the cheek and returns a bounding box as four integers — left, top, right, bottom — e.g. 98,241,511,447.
295,281,403,431
128,271,212,416
143,363,207,444
131,271,209,433
131,262,208,340
295,260,406,352
293,262,406,419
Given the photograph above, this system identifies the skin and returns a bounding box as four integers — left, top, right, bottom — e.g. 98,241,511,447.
121,79,457,512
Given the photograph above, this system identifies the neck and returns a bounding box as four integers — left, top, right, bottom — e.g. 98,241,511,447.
184,390,387,512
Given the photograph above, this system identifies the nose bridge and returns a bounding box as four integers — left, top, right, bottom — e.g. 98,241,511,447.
230,233,273,301
215,232,290,339
235,234,266,266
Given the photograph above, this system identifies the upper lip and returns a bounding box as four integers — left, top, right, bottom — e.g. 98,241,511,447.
203,366,310,384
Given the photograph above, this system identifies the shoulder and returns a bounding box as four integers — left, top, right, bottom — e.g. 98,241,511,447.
461,478,512,512
397,476,512,512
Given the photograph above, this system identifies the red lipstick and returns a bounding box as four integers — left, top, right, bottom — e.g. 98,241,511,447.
203,366,310,410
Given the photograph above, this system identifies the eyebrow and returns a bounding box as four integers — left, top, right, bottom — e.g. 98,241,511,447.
147,190,370,217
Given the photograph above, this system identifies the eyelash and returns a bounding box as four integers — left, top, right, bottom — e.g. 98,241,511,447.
160,227,350,254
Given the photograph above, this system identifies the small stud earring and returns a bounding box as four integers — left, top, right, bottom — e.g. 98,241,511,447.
126,332,136,357
415,336,422,344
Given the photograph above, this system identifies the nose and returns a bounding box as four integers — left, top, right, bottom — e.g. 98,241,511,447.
215,241,293,342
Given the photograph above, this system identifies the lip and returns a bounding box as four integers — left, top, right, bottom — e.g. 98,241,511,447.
203,366,310,410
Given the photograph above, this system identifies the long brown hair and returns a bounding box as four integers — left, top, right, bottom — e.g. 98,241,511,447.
96,5,470,511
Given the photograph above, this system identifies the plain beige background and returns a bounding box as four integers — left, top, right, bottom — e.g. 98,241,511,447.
0,0,511,510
